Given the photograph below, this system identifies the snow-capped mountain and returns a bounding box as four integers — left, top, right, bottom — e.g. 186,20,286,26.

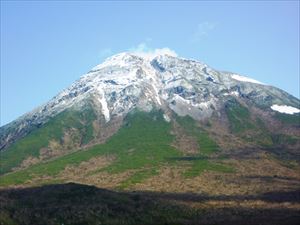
1,51,299,150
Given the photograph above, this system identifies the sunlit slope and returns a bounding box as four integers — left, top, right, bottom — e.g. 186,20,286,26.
0,110,233,187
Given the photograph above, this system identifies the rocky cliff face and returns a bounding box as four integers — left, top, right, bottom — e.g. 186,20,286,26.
1,52,299,150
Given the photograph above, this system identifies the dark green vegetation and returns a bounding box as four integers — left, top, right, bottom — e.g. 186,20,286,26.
176,115,219,155
174,115,233,177
0,105,97,175
271,134,299,146
183,160,234,177
225,100,300,148
97,110,180,174
1,183,299,225
225,99,255,133
0,110,179,186
274,112,300,126
118,168,158,189
0,110,232,186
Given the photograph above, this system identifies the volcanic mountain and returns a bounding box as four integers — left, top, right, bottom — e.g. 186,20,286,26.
0,50,300,224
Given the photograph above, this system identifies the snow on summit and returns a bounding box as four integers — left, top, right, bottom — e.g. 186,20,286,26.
32,51,299,124
91,48,177,71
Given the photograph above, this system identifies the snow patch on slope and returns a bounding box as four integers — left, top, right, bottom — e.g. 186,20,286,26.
232,74,263,85
96,86,110,122
271,104,300,115
163,114,171,122
223,91,239,97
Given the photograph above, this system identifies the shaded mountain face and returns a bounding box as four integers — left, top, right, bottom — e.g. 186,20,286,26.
0,52,299,189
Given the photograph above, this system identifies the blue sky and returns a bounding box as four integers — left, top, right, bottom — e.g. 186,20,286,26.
1,1,299,126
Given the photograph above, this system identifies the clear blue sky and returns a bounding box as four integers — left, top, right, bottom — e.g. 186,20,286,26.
1,1,299,126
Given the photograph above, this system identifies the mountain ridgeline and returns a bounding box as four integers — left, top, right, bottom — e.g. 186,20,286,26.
0,52,299,185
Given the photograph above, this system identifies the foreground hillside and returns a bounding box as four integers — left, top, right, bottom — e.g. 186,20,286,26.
1,183,300,225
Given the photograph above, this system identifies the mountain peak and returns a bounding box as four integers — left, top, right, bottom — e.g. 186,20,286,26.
1,51,299,151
